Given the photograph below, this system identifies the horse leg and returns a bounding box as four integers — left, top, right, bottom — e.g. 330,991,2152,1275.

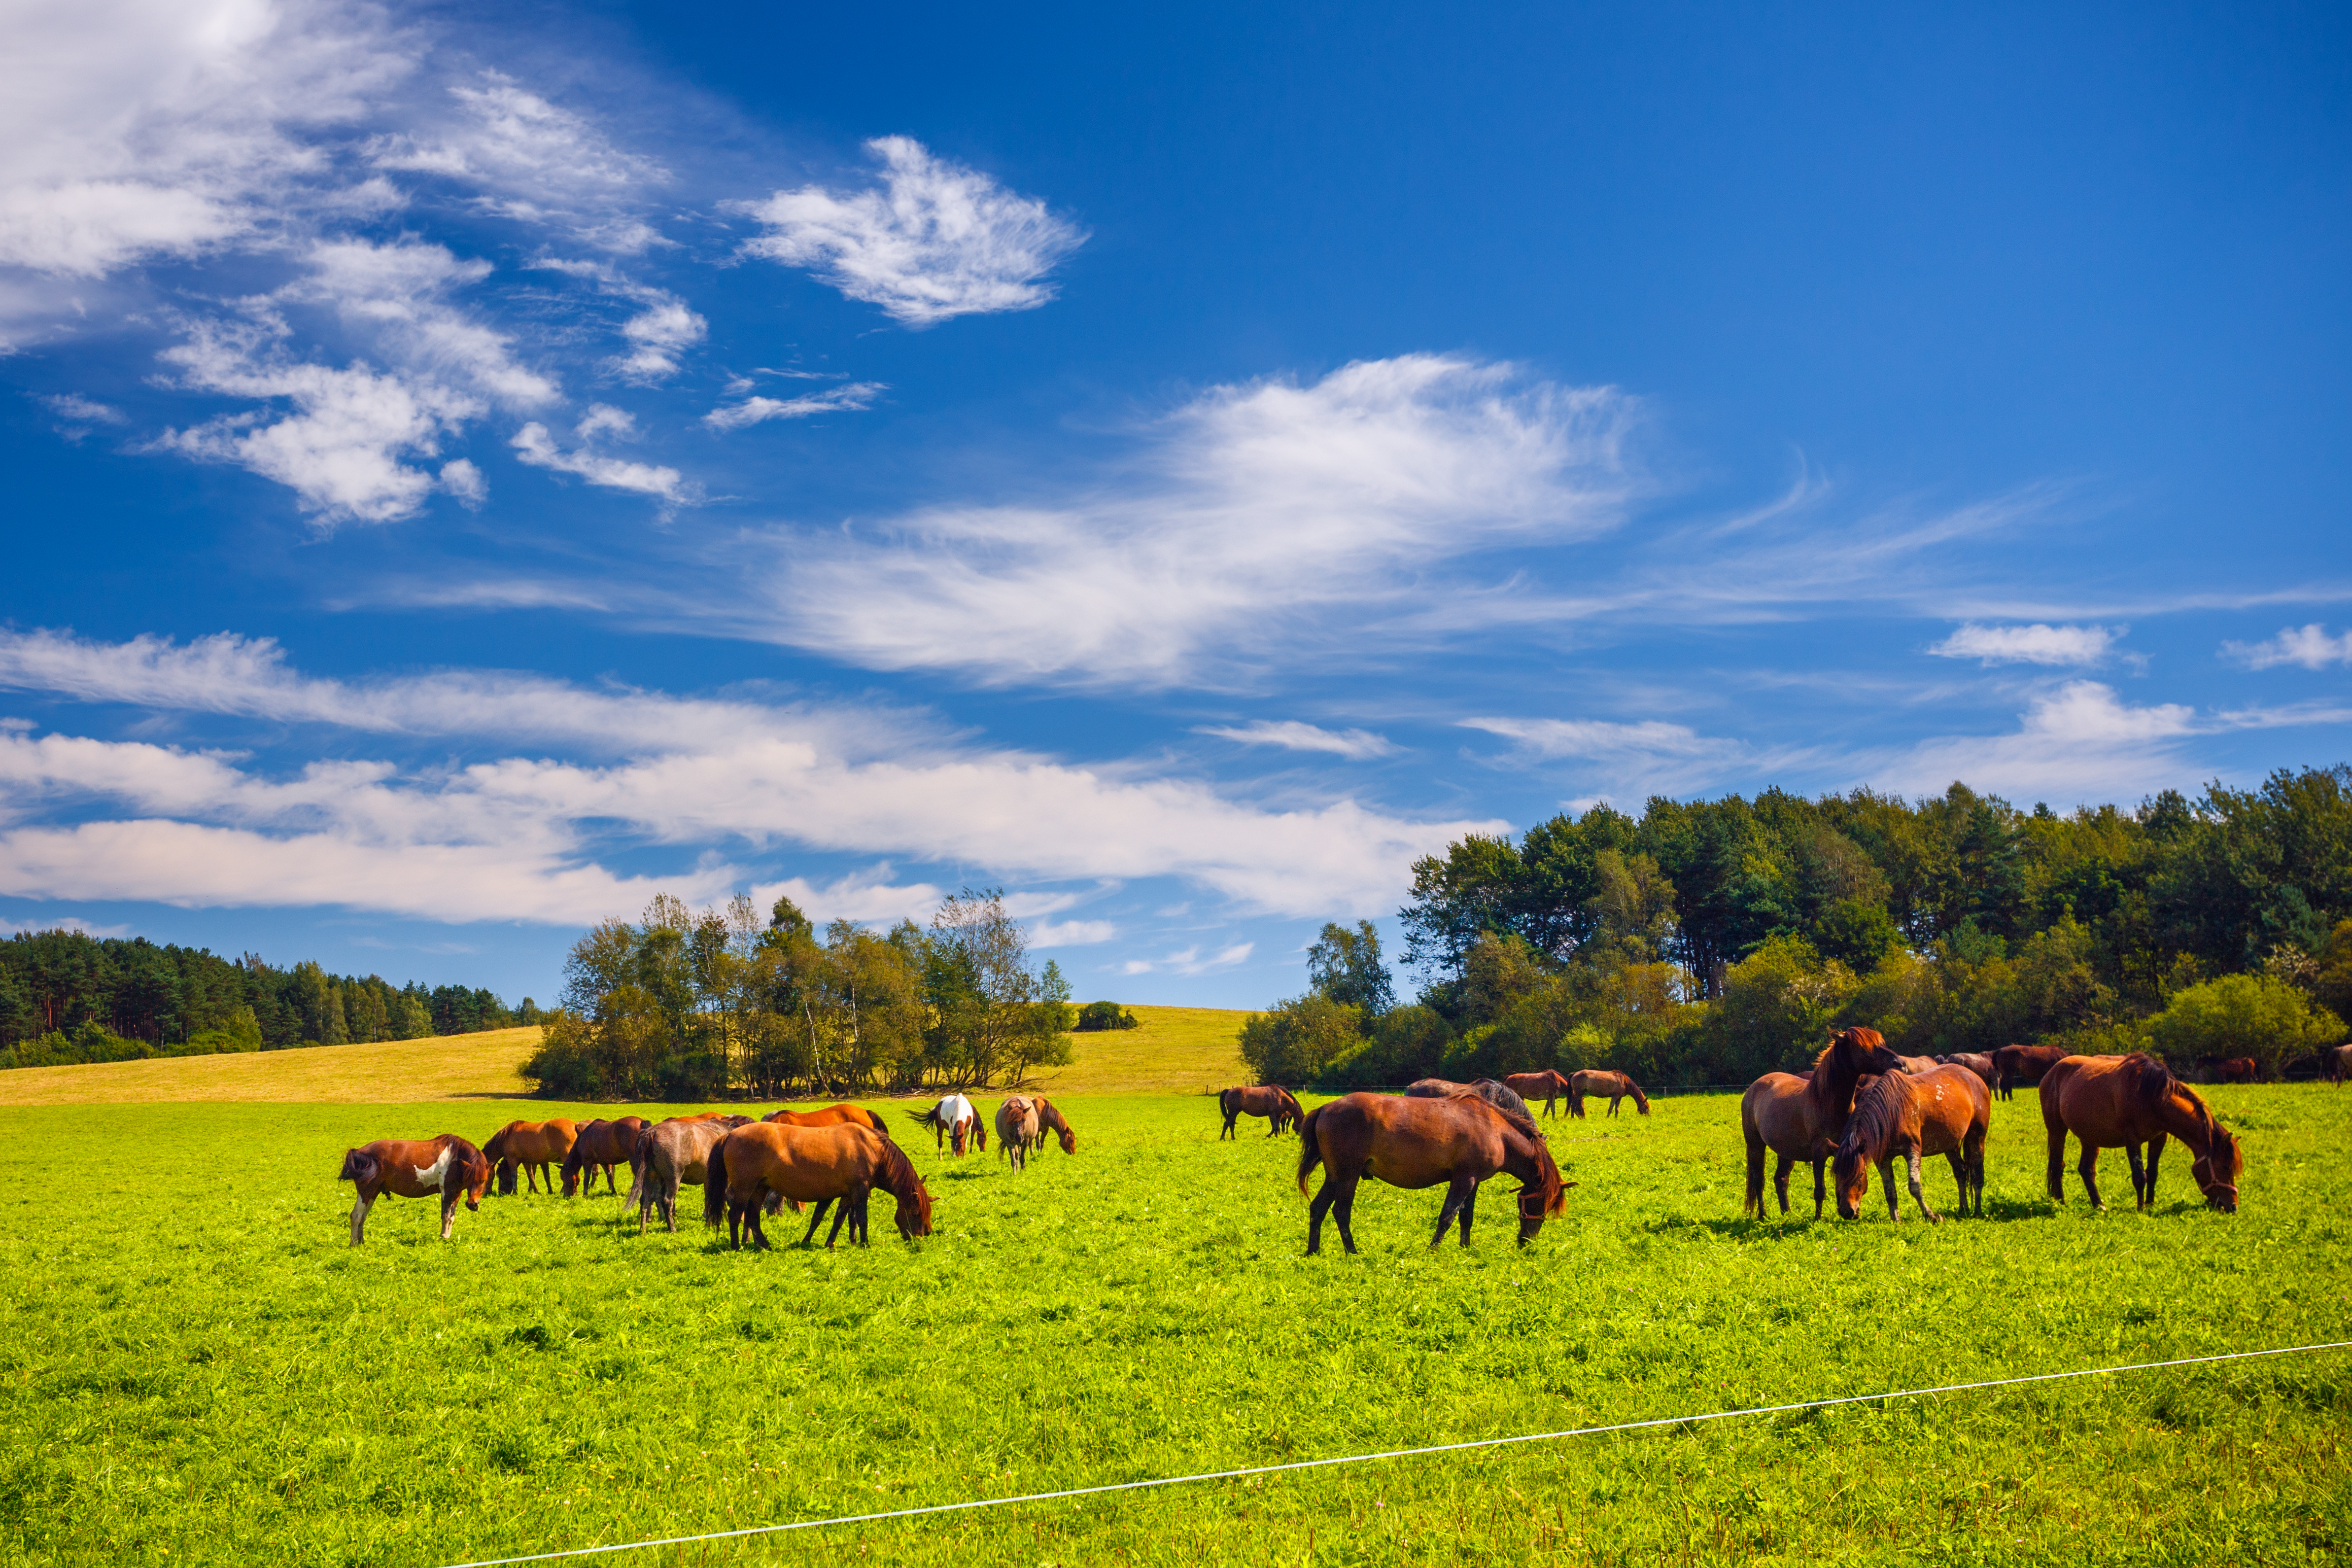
1908,1153,1939,1223
800,1198,833,1247
440,1187,461,1240
1307,1174,1338,1256
2045,1122,2069,1205
1877,1157,1898,1221
349,1191,373,1246
1458,1182,1478,1248
825,1196,854,1249
1430,1175,1475,1249
2077,1143,2104,1210
1944,1153,1968,1216
2145,1133,2167,1207
748,1198,773,1251
1743,1130,1766,1217
1771,1153,1794,1215
1333,1173,1362,1256
2124,1142,2149,1209
727,1200,745,1250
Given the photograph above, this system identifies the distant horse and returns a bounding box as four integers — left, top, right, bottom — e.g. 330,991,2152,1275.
2042,1054,2243,1213
339,1134,493,1245
1936,1053,1998,1088
1031,1096,1079,1155
907,1093,986,1155
1890,1053,1941,1075
626,1115,750,1233
1219,1086,1304,1139
704,1121,934,1249
483,1119,578,1195
2197,1056,2259,1084
995,1097,1041,1171
1991,1043,2072,1101
562,1116,649,1197
2330,1043,2352,1086
1296,1093,1568,1253
1741,1027,1905,1218
1404,1078,1535,1123
1832,1066,1991,1222
1502,1070,1576,1118
1569,1070,1650,1118
766,1103,893,1134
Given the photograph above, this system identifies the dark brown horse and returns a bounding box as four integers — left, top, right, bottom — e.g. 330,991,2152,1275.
1569,1069,1649,1118
2042,1054,2243,1213
482,1119,578,1195
562,1116,650,1197
1219,1085,1303,1139
1936,1052,1998,1088
1502,1069,1575,1118
2330,1043,2352,1086
1031,1095,1078,1155
704,1121,934,1249
338,1134,493,1244
1295,1093,1567,1253
2197,1056,2258,1084
1991,1043,2071,1101
1740,1027,1906,1218
1405,1078,1535,1122
1832,1066,1991,1222
626,1114,751,1233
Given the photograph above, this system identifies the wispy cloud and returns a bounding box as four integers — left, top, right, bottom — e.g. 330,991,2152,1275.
705,381,886,431
1461,715,1769,805
1928,621,2122,667
1121,941,1253,977
2223,623,2352,672
734,136,1086,326
1194,720,1399,759
512,418,692,507
42,393,125,424
1031,918,1117,947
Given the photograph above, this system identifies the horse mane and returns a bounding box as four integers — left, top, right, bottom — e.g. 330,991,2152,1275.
2125,1052,2180,1106
1837,1071,1905,1161
1513,1123,1568,1215
1625,1077,1650,1113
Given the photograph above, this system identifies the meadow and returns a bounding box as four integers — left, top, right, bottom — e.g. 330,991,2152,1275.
3,1080,2350,1567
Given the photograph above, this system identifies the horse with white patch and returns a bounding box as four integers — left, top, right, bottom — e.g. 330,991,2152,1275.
907,1093,987,1156
337,1134,493,1245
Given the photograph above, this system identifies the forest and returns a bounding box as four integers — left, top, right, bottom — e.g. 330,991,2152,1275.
1241,766,2352,1090
0,928,530,1070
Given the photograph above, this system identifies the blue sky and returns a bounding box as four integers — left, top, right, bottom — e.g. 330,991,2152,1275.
1,0,2346,1008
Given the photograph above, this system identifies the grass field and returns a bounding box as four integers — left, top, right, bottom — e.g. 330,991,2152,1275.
5,1084,2349,1566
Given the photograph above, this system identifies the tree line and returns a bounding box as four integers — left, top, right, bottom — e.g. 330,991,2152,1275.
0,927,534,1070
522,889,1079,1100
1242,766,2352,1090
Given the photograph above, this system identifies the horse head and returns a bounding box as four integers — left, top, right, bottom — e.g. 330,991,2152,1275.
949,1117,969,1156
2192,1121,2243,1213
1828,1026,1904,1076
454,1139,494,1211
1831,1143,1871,1220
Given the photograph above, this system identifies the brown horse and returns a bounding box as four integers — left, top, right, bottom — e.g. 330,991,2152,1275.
2197,1056,2258,1084
626,1115,751,1233
906,1093,986,1155
995,1096,1041,1171
2042,1053,2243,1213
1741,1027,1906,1218
1832,1066,1991,1222
704,1121,935,1248
562,1116,650,1197
1406,1077,1537,1123
1991,1043,2071,1101
338,1134,493,1245
1936,1052,1998,1087
483,1119,578,1195
1219,1085,1303,1138
2330,1043,2352,1086
1503,1069,1575,1118
1296,1093,1567,1253
1569,1070,1650,1118
1031,1095,1078,1155
765,1103,893,1133
1890,1053,1941,1075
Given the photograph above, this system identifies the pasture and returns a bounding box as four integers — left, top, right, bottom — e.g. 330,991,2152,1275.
4,1085,2350,1566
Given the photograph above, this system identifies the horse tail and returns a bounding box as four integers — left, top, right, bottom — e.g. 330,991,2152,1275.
1294,1102,1327,1194
702,1135,732,1228
1629,1079,1650,1115
1740,1089,1766,1217
624,1129,653,1210
905,1109,936,1131
338,1147,378,1186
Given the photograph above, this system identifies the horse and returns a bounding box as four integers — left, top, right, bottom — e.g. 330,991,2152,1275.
1891,1053,1941,1075
1502,1070,1575,1118
1031,1095,1078,1155
2041,1053,2243,1213
704,1121,934,1249
2330,1043,2352,1086
1991,1043,2072,1101
1936,1052,1998,1088
995,1096,1041,1171
907,1093,986,1155
1740,1026,1906,1218
1568,1070,1650,1118
1295,1092,1568,1254
1831,1066,1991,1222
766,1103,893,1134
338,1134,493,1245
626,1115,751,1233
561,1116,649,1197
482,1119,578,1195
1404,1078,1535,1122
1219,1086,1303,1139
2197,1056,2258,1084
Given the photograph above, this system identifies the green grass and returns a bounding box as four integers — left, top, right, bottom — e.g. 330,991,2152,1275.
4,1087,2350,1566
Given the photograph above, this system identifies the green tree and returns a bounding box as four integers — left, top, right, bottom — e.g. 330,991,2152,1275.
1307,920,1395,1016
1237,994,1362,1085
2150,973,2344,1076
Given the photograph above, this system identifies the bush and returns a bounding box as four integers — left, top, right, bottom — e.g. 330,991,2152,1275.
2149,973,2344,1076
1321,1005,1454,1088
1073,1000,1139,1032
1237,995,1362,1085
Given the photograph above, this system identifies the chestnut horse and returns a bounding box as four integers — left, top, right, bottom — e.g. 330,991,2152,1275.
483,1119,578,1195
338,1134,493,1245
766,1103,893,1134
995,1096,1041,1171
1219,1086,1303,1139
1991,1043,2071,1101
1503,1070,1575,1118
1296,1093,1567,1253
2197,1056,2258,1084
562,1116,649,1197
1936,1052,1998,1088
1031,1095,1078,1155
1569,1070,1649,1118
704,1121,935,1249
1741,1027,1905,1218
1832,1066,1991,1222
2042,1054,2243,1213
907,1093,986,1155
626,1114,751,1233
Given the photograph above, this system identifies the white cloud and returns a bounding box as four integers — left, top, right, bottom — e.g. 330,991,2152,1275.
1121,941,1253,977
734,136,1085,326
1928,622,2122,667
511,421,691,505
613,296,705,381
704,381,885,431
1874,681,2200,802
750,868,942,927
1194,720,1398,759
366,71,667,228
742,354,1635,686
42,394,125,424
1461,715,1761,805
1030,918,1117,947
296,238,558,407
0,914,134,938
2223,624,2352,672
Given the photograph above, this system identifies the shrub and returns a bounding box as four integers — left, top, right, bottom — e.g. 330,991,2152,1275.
1073,1000,1140,1032
1237,995,1362,1085
2149,973,2344,1076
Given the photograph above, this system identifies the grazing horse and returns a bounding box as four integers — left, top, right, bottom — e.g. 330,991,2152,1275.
338,1134,493,1245
1502,1070,1575,1118
1404,1078,1536,1122
1031,1096,1078,1155
1569,1070,1650,1118
1740,1027,1906,1218
561,1116,649,1197
483,1119,578,1195
907,1093,986,1155
2197,1056,2258,1084
1832,1066,1991,1222
2329,1043,2352,1086
1296,1093,1568,1253
995,1096,1041,1171
1936,1052,1998,1088
704,1121,934,1249
766,1103,892,1134
626,1115,750,1233
1991,1043,2072,1102
2042,1053,2243,1213
1219,1086,1304,1139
